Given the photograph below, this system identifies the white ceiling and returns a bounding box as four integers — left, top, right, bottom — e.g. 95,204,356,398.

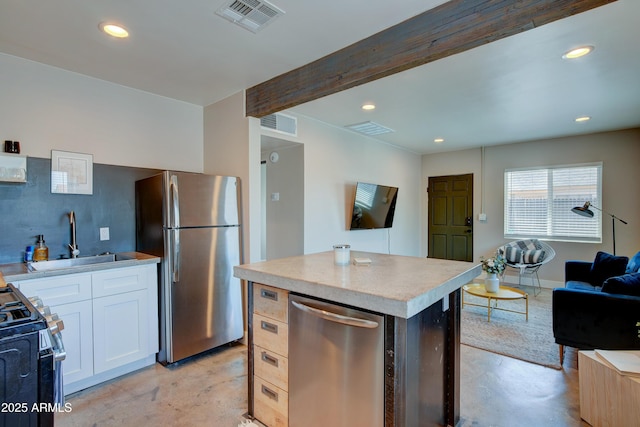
1,0,638,155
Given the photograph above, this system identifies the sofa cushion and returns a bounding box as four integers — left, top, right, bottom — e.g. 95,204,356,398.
590,251,629,287
602,273,640,297
626,251,640,274
566,280,601,292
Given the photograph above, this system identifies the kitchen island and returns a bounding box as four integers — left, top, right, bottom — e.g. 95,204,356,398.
234,251,481,427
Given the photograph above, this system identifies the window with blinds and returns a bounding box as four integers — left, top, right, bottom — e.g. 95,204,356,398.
355,182,376,208
504,163,602,242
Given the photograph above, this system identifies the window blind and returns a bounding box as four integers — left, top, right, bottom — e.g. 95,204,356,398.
504,163,602,242
355,183,376,208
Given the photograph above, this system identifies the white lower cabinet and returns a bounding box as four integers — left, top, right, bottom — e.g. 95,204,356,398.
93,289,148,374
53,300,94,384
16,263,158,395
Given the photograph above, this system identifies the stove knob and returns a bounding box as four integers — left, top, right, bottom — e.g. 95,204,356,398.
28,296,44,307
45,313,60,323
49,319,65,335
38,305,52,316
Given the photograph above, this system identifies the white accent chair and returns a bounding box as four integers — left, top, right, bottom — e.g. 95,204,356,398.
499,239,555,296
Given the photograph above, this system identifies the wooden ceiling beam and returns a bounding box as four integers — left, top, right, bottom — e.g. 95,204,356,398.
245,0,615,118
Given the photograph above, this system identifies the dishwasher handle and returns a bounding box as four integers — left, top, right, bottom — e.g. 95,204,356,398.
291,300,379,329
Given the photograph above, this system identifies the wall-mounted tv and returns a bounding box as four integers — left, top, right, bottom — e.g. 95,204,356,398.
349,182,398,230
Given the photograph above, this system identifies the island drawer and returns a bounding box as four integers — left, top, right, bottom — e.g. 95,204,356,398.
253,313,288,358
253,283,288,323
254,344,288,391
254,376,288,427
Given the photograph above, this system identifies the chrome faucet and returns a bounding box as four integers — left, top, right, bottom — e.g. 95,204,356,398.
69,211,80,258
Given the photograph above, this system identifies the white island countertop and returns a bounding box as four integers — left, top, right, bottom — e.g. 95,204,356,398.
234,251,481,319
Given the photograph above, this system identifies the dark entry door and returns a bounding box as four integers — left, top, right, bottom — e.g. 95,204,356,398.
428,174,473,261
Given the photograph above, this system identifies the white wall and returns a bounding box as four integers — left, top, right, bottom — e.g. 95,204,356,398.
0,53,203,171
261,144,304,260
297,115,422,256
422,128,640,283
204,94,423,261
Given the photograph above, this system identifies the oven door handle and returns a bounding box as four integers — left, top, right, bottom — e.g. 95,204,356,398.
52,332,66,361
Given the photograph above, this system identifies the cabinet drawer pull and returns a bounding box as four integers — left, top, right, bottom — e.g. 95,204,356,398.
261,384,279,402
260,288,278,301
260,320,278,334
261,351,279,367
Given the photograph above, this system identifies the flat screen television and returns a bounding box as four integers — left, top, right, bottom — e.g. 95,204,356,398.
349,182,398,230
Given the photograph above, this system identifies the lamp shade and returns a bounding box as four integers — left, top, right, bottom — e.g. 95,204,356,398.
571,201,594,218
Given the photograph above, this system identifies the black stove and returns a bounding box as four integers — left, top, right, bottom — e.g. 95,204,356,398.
0,284,55,427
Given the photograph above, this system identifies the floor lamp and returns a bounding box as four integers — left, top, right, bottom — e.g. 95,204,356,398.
571,201,628,255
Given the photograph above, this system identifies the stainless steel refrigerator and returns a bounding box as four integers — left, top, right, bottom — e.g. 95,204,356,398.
135,171,243,364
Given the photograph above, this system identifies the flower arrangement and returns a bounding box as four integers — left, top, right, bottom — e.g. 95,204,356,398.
480,253,506,275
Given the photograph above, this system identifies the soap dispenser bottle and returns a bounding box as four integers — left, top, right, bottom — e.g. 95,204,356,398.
33,234,49,262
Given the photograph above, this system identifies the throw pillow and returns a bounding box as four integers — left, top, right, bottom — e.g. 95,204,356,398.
504,246,523,263
590,251,629,287
502,239,544,264
626,251,640,273
522,249,546,264
602,272,640,297
527,239,543,250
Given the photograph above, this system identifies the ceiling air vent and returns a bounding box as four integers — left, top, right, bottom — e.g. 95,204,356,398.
215,0,285,33
260,113,297,136
345,121,395,136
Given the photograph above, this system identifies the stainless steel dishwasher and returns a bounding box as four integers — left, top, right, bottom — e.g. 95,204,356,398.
289,294,384,427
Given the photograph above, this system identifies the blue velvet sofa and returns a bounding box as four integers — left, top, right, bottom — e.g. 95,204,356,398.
552,251,640,365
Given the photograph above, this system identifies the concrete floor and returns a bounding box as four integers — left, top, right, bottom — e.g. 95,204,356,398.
56,344,585,427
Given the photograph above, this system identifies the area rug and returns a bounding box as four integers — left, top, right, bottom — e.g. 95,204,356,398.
460,287,561,369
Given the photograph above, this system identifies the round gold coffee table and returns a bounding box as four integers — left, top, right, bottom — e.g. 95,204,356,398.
462,283,528,322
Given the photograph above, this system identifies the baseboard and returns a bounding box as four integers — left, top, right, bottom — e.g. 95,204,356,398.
499,274,562,290
64,354,156,396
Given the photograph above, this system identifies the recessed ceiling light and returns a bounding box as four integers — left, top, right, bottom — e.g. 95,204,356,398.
434,138,444,143
99,22,129,38
562,46,594,59
362,103,376,111
575,116,591,123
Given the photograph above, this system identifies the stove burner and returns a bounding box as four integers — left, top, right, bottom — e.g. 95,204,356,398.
0,286,39,328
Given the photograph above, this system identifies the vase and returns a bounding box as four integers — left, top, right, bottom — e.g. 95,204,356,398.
484,273,500,293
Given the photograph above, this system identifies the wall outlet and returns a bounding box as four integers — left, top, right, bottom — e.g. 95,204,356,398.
271,192,280,201
100,227,110,241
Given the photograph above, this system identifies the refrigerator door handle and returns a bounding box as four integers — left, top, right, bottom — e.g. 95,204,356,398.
290,300,379,329
170,174,180,228
172,229,180,283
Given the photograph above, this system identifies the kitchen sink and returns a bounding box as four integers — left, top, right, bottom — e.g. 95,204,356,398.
27,253,134,272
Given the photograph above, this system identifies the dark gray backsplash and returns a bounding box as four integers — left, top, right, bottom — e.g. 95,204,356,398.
0,157,160,264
